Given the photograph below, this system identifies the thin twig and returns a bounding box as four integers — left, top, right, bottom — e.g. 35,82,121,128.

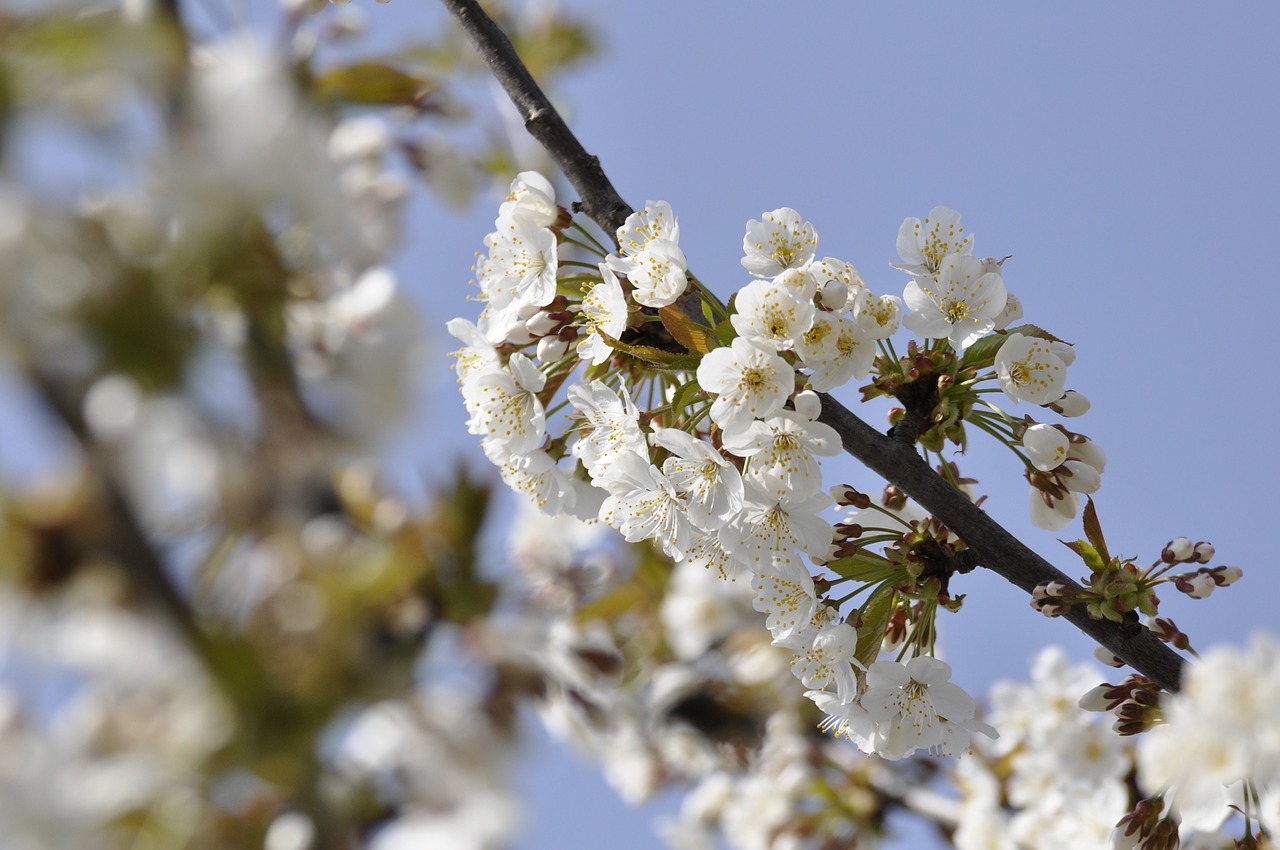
440,0,1185,692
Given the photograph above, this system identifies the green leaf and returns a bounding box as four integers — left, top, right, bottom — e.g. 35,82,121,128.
1002,323,1071,345
854,583,897,677
825,552,899,583
1062,538,1106,571
314,62,436,107
1081,497,1110,564
597,330,702,371
659,304,719,355
712,319,737,346
960,332,1009,369
668,378,702,416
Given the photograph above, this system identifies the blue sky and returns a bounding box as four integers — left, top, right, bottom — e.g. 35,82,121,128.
4,2,1279,848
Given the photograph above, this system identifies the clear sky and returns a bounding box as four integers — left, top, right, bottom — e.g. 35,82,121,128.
5,2,1279,849
376,3,1280,848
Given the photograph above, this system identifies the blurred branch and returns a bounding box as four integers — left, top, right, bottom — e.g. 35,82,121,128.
29,372,206,652
438,0,1186,692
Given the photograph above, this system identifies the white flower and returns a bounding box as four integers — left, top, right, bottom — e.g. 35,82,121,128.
464,353,546,455
793,311,841,363
902,254,1006,351
729,278,815,352
1028,487,1078,531
721,475,832,583
651,428,744,531
851,290,903,340
695,338,794,433
801,315,876,392
682,530,748,582
445,317,500,385
1136,634,1280,832
577,264,629,365
481,215,558,311
1022,423,1069,471
613,200,680,256
483,442,578,517
992,289,1023,330
861,656,995,759
497,170,557,229
807,689,876,752
995,333,1068,404
607,201,688,308
749,556,818,640
615,238,688,308
598,451,692,559
721,411,841,496
807,256,865,299
892,205,974,278
741,208,818,278
774,612,860,702
567,380,648,479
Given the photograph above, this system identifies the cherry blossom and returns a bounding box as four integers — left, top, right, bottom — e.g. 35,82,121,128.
741,208,818,278
902,253,1007,351
995,333,1069,404
695,338,795,434
892,205,974,278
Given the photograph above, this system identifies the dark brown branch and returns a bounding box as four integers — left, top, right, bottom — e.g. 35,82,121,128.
816,394,1183,691
439,0,1185,692
440,0,634,237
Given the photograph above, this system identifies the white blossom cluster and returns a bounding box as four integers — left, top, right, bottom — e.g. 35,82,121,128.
452,176,1121,759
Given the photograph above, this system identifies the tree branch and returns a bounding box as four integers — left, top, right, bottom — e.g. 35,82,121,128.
440,0,633,237
815,394,1183,691
439,0,1185,692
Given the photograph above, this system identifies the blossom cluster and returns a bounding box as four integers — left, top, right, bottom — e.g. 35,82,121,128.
451,177,1116,759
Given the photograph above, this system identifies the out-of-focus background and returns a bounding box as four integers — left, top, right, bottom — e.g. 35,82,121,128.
1,2,1277,849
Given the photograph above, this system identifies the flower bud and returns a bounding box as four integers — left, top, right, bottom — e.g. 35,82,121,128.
1062,460,1101,494
1192,541,1215,563
819,279,849,311
516,302,543,321
793,390,822,421
1067,437,1107,473
1078,683,1119,712
503,320,536,345
1161,537,1194,563
1175,571,1216,599
1093,647,1125,667
1023,423,1069,472
1211,565,1243,586
1045,389,1090,417
830,484,870,509
988,289,1018,327
536,335,568,363
525,310,560,337
1049,339,1077,367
